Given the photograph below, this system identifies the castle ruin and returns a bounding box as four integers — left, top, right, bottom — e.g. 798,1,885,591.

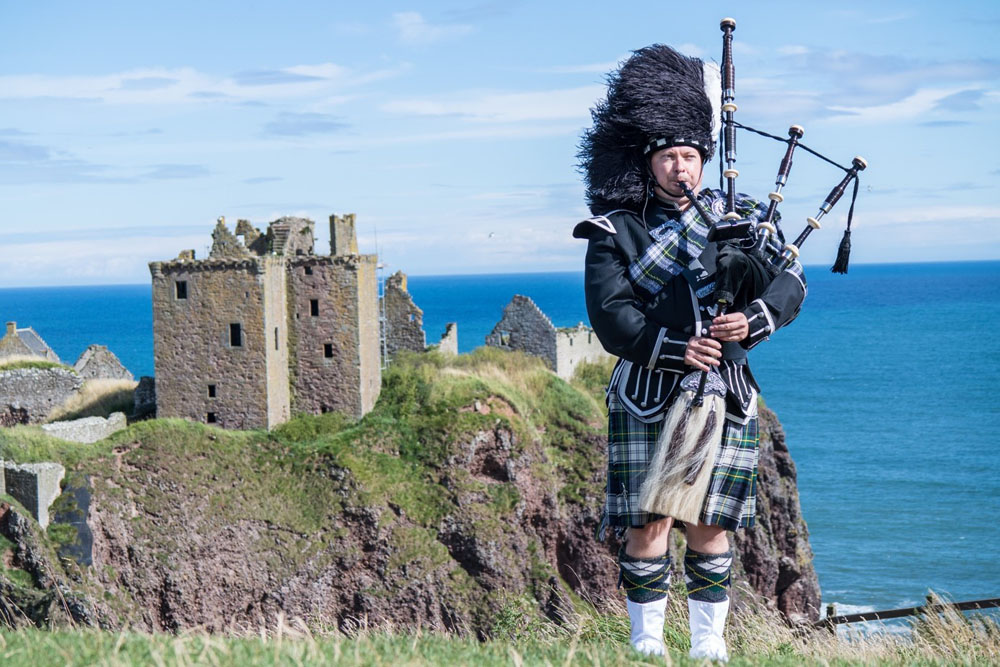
0,322,60,363
149,214,380,430
485,295,609,380
381,271,426,361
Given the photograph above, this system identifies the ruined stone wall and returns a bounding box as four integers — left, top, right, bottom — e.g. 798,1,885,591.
355,256,381,415
438,323,458,356
42,412,127,444
485,295,558,370
150,259,270,429
554,324,610,380
382,271,426,360
261,256,291,428
0,368,82,424
210,219,250,259
271,217,315,258
73,345,134,381
330,214,358,256
0,333,33,359
288,257,363,417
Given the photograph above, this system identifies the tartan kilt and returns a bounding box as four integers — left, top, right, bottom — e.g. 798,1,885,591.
604,391,760,532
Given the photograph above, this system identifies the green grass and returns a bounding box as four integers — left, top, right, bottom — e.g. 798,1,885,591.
1,596,998,666
0,360,73,373
0,425,116,468
0,349,618,636
2,349,999,663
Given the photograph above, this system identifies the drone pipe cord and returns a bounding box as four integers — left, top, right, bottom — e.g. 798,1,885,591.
720,18,739,220
777,156,868,272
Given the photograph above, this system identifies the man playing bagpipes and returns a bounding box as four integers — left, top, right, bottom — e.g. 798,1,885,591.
572,42,808,661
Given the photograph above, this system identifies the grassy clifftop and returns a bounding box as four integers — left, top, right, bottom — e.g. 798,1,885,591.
1,348,998,663
0,348,617,636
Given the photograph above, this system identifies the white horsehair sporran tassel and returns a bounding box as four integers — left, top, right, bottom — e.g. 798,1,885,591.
639,370,726,524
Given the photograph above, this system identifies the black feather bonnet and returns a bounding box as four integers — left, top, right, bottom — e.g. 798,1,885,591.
579,45,720,214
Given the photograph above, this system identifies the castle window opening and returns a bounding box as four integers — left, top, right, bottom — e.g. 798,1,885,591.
208,384,216,398
175,281,187,299
274,327,279,350
305,266,313,275
588,332,592,344
324,343,334,358
310,299,319,316
409,313,415,322
207,412,217,423
230,323,243,347
569,338,573,346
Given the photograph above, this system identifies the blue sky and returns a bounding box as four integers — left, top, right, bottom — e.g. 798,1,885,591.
1,0,998,287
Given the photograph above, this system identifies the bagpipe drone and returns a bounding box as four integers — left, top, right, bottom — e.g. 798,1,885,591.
637,18,867,524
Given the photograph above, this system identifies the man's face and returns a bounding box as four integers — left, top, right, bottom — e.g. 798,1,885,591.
649,145,704,199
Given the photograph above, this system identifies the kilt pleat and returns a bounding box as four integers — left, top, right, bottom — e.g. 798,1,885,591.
605,393,759,532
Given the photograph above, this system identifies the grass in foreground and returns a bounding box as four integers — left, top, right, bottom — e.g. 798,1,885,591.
1,591,998,666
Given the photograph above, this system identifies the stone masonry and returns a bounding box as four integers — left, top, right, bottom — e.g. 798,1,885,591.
133,376,155,418
73,345,134,381
0,322,60,363
4,462,65,528
486,295,609,380
437,323,458,355
150,214,380,429
42,412,127,444
0,368,83,425
382,271,426,361
553,322,609,380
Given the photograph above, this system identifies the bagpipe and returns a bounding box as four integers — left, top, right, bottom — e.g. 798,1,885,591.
639,18,867,525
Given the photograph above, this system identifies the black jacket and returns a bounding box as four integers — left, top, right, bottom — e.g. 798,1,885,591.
573,194,806,422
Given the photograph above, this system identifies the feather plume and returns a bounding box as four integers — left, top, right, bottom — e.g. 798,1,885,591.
578,45,716,213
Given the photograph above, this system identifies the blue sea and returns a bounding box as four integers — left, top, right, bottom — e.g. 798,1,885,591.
2,261,999,614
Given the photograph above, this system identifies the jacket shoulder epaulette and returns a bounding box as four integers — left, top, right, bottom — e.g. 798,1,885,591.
572,209,638,239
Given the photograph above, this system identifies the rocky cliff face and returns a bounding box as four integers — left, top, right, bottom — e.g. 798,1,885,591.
734,404,821,623
0,350,820,634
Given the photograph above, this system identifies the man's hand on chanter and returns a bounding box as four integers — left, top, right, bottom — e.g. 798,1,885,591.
684,336,722,372
709,312,749,342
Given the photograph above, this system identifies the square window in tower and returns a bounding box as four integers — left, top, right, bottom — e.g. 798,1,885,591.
175,281,187,299
230,323,243,347
324,343,334,358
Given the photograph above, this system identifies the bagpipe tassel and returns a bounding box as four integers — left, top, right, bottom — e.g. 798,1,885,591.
831,228,851,274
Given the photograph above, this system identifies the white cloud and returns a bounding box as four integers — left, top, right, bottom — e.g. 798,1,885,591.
853,204,1000,228
381,85,603,123
0,63,396,106
538,60,624,74
0,234,206,287
392,12,473,45
826,87,983,124
778,45,809,56
284,63,350,79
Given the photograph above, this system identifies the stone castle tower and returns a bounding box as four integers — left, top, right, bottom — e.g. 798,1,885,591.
149,214,380,430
